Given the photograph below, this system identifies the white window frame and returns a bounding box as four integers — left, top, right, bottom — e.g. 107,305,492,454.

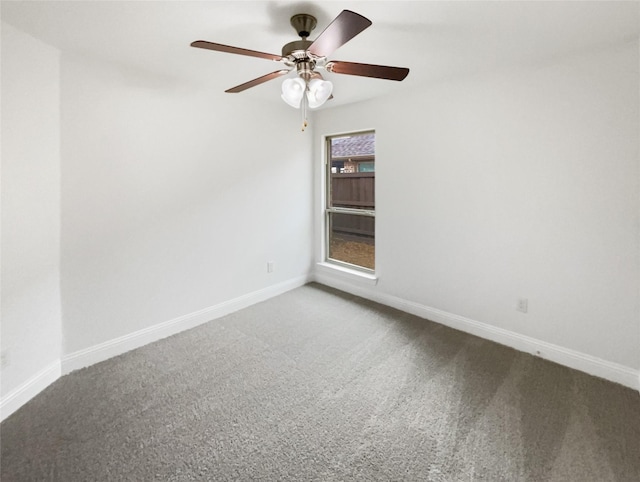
324,130,376,274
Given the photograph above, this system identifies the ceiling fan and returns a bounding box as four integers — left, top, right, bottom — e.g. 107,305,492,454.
191,10,410,129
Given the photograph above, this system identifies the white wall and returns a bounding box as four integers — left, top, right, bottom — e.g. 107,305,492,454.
1,23,62,398
314,41,640,375
60,53,313,356
2,16,637,422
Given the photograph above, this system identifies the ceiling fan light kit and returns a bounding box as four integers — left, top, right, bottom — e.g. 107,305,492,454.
307,78,333,108
281,77,333,109
281,77,305,107
191,10,409,131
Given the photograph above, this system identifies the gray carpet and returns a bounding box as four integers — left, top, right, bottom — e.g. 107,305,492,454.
2,283,639,481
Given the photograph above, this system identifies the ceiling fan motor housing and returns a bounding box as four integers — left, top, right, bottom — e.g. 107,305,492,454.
281,39,313,58
282,14,321,78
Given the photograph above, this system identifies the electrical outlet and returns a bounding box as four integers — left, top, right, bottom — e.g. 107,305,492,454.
1,350,9,369
517,298,528,313
267,261,274,273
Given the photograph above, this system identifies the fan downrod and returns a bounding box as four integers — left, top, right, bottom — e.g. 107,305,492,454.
282,13,317,58
290,14,317,39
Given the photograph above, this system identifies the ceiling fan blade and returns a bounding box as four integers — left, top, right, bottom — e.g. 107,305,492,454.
308,10,372,58
225,70,291,93
191,40,284,62
327,61,409,81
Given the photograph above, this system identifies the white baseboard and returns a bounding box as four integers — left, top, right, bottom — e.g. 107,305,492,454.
314,270,640,392
62,274,311,375
5,271,636,424
1,361,61,422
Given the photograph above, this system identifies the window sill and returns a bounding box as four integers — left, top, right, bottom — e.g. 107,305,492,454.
315,262,378,286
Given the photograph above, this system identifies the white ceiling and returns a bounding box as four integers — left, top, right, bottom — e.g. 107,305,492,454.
2,1,639,108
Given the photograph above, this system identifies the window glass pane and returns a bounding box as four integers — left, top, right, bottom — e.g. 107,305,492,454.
326,131,375,271
328,212,375,270
329,134,375,209
330,172,375,209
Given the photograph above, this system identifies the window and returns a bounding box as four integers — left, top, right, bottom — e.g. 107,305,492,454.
325,131,375,271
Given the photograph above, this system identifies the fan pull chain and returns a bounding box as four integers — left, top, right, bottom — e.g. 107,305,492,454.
301,91,308,131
